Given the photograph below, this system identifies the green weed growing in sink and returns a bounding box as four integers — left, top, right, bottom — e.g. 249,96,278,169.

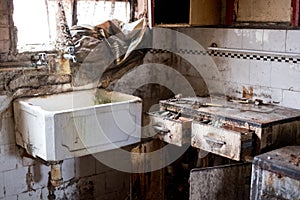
93,90,112,105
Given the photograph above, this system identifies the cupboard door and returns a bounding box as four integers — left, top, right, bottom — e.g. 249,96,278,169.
190,0,221,26
190,163,252,200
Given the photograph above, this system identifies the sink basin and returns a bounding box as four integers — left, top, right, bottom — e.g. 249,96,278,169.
13,89,142,161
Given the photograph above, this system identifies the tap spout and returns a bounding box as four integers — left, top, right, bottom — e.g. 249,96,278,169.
63,53,77,63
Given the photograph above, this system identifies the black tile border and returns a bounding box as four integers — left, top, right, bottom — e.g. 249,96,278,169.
148,49,300,64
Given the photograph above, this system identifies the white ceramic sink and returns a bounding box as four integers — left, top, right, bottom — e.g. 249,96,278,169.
13,89,142,161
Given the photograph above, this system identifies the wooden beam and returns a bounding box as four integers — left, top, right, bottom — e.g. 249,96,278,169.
292,0,300,26
225,0,235,26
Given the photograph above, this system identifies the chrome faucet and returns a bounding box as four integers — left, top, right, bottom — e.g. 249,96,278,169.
31,52,48,67
62,46,77,63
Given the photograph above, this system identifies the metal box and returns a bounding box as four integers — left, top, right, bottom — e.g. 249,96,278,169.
158,96,300,161
192,121,254,161
251,146,300,200
148,111,192,146
190,163,252,200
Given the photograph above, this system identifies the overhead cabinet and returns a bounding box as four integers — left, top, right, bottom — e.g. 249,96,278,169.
151,0,221,26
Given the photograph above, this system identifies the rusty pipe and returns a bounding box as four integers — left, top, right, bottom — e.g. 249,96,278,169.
50,161,63,187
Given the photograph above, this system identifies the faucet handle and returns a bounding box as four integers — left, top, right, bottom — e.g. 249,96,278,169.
31,52,48,67
65,46,75,55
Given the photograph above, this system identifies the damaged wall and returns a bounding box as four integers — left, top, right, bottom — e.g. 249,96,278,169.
175,27,300,109
0,0,13,60
0,0,132,199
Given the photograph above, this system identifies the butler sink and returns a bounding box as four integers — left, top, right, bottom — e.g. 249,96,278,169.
13,89,142,161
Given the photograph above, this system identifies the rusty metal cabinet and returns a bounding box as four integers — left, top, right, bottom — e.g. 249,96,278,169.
156,96,300,161
148,111,192,146
190,163,252,200
192,121,254,161
250,146,300,200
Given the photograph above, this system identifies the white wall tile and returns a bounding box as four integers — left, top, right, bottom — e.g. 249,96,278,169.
0,173,3,198
31,163,49,190
17,190,43,200
3,167,28,196
242,29,263,50
283,90,300,109
263,30,286,52
270,88,283,105
0,116,15,145
286,30,300,53
249,60,271,87
223,29,243,48
177,28,225,49
62,158,75,181
0,195,18,200
229,58,250,84
0,144,17,172
225,82,244,98
212,57,231,82
254,86,272,103
152,28,176,50
271,62,300,91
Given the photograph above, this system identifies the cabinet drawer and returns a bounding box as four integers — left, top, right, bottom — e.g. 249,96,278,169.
148,111,192,146
191,121,254,161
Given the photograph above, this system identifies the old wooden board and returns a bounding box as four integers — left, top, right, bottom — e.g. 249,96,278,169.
189,0,221,26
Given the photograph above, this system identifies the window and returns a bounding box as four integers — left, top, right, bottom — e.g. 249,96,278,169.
13,0,130,53
77,0,130,26
13,0,57,52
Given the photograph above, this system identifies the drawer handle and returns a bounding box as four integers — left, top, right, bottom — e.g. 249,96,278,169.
152,124,170,134
204,136,226,146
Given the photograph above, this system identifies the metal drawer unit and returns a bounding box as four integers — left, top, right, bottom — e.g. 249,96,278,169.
157,96,300,160
251,146,300,200
192,121,254,161
148,111,192,146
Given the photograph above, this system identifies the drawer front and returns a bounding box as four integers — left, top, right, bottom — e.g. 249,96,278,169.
149,112,192,146
191,122,253,161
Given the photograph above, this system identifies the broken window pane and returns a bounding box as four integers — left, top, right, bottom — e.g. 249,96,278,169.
77,0,130,26
13,0,57,52
13,0,130,53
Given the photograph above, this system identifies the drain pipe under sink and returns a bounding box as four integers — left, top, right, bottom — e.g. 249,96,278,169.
49,161,63,187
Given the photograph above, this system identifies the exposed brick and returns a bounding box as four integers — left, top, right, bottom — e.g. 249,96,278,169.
0,15,8,26
0,1,8,13
0,28,9,40
0,40,9,53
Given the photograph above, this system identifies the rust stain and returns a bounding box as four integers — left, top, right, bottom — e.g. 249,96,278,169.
242,86,253,99
290,154,300,166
